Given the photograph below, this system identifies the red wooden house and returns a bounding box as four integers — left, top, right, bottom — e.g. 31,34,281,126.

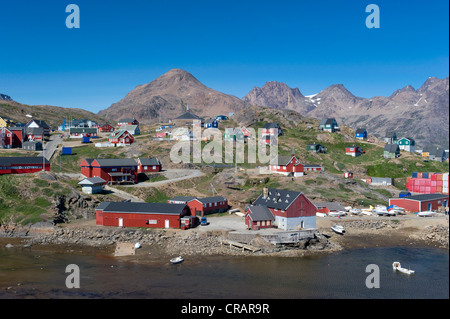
137,157,162,173
108,130,135,146
269,155,304,177
167,196,229,216
1,127,23,148
25,127,44,141
99,123,115,133
117,118,139,126
245,205,275,230
96,201,191,229
251,187,316,230
0,157,50,175
345,146,364,157
80,158,138,184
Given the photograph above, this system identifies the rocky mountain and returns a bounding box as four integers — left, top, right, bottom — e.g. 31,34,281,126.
243,77,449,148
0,97,107,129
98,69,249,123
0,93,13,101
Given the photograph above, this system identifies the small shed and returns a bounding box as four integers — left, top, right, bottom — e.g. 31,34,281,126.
78,177,106,194
344,171,354,179
355,128,367,140
22,141,43,151
384,144,400,159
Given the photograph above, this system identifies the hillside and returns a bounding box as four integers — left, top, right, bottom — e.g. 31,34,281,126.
244,77,450,149
98,69,249,123
0,99,109,129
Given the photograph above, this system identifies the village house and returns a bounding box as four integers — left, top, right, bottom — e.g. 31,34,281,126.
0,117,15,128
241,127,252,138
204,118,219,129
384,144,400,159
78,177,106,194
69,127,98,139
215,115,228,121
384,130,397,144
262,122,282,137
306,143,326,153
25,120,50,136
269,155,304,177
314,202,346,215
318,118,339,133
428,147,447,162
168,196,228,216
119,125,140,135
95,201,191,229
172,105,204,127
344,171,354,179
155,131,169,138
224,128,245,142
80,158,138,184
345,145,364,157
397,137,415,153
167,196,197,205
244,205,275,230
22,141,43,151
0,156,50,175
355,127,368,140
117,118,139,126
24,127,44,142
98,123,115,133
366,177,394,186
108,130,135,146
389,194,449,213
136,157,162,173
1,127,23,148
250,187,317,230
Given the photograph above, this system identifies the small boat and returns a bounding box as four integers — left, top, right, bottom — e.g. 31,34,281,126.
329,211,346,217
331,225,345,234
418,211,436,217
350,208,361,215
316,212,327,217
375,205,389,216
392,261,415,275
170,256,184,264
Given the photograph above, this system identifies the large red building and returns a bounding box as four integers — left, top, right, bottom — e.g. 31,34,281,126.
269,155,304,177
96,201,191,229
0,157,50,175
249,187,316,230
389,194,449,212
81,158,138,184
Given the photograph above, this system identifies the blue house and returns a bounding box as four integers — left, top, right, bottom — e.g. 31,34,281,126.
355,127,367,140
204,118,219,129
215,115,228,121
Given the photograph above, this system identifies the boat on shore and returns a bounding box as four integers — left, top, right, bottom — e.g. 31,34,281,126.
375,205,389,216
392,261,415,275
329,211,346,217
331,225,345,234
418,211,436,217
170,256,184,264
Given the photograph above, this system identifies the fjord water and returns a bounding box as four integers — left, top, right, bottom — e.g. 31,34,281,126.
0,246,448,299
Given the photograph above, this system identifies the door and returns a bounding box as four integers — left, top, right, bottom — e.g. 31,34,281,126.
427,203,432,211
118,218,123,227
165,220,170,229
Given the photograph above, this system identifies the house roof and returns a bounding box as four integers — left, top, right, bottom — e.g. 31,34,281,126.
118,118,137,123
169,196,197,202
96,201,188,215
194,196,227,204
70,127,97,134
0,156,49,165
205,118,217,124
324,118,337,125
384,144,400,153
92,158,138,167
273,155,295,166
355,128,367,134
138,157,161,166
174,112,202,120
27,120,50,129
108,130,132,139
119,125,139,131
430,147,445,157
246,205,275,222
25,127,44,135
253,188,302,211
398,194,449,202
304,164,323,168
313,202,345,212
78,177,106,185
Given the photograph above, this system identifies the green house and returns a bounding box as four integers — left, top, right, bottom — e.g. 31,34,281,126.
397,137,415,153
306,143,326,153
224,128,245,142
384,144,400,159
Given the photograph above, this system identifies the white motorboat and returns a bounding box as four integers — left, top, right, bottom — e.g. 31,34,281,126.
316,212,327,217
329,211,346,217
361,209,374,216
418,211,436,217
170,256,184,264
350,208,362,215
392,262,415,275
331,225,345,234
375,205,389,216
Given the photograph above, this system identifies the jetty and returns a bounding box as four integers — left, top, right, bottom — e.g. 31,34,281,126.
220,239,261,252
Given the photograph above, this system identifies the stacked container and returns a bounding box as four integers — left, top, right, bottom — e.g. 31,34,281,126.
406,172,449,194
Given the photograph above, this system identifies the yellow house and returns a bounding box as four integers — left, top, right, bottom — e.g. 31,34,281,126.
0,117,15,128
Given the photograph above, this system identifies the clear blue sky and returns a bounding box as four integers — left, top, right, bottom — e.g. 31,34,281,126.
0,0,448,113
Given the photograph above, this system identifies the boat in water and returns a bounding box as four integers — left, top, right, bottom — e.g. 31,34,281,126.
392,261,415,275
170,256,184,264
331,225,345,234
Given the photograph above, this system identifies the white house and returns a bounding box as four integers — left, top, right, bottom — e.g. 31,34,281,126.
78,177,106,194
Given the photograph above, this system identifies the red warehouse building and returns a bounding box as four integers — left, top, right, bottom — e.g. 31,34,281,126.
0,157,50,175
389,194,449,212
81,158,138,184
251,187,316,230
96,201,191,229
269,155,304,177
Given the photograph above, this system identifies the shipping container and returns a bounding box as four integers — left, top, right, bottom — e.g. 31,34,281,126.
437,181,443,186
437,174,443,181
444,173,449,181
417,172,423,178
412,172,418,178
423,173,429,179
62,147,72,155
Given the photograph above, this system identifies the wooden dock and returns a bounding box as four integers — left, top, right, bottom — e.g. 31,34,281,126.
221,239,261,252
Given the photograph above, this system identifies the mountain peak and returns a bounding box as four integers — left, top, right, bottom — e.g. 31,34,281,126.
0,93,13,101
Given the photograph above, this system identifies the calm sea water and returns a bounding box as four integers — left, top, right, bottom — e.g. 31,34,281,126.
0,245,448,299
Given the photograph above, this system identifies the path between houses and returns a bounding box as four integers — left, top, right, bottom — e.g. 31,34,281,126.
122,169,205,188
104,185,145,202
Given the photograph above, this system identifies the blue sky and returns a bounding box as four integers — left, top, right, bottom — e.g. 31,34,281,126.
0,0,448,113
